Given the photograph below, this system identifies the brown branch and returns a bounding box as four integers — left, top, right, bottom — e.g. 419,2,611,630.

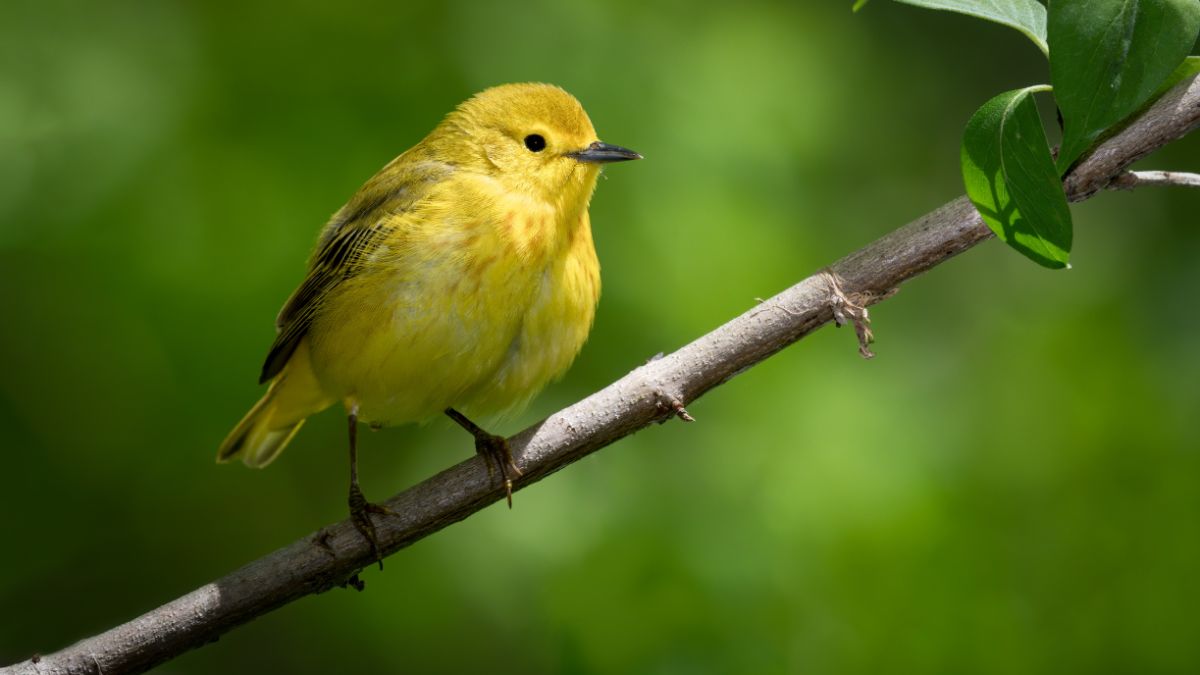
5,73,1198,675
1111,170,1200,190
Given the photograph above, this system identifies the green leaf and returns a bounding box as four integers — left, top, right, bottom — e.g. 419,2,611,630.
1154,55,1200,99
852,0,870,11
1050,0,1200,172
892,0,1048,55
962,86,1073,269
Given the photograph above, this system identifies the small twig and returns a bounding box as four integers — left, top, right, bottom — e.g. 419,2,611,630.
753,297,800,317
654,395,695,422
1110,170,1200,190
671,400,695,422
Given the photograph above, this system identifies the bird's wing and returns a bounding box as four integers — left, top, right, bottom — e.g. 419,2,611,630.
259,158,452,384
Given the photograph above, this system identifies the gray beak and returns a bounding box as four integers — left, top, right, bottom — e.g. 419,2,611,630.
567,141,643,163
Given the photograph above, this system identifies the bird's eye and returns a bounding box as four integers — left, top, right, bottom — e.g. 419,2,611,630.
524,134,546,152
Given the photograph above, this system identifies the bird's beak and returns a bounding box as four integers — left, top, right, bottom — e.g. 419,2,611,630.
567,141,642,163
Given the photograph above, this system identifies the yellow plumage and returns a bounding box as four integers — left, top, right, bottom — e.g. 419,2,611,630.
217,84,638,553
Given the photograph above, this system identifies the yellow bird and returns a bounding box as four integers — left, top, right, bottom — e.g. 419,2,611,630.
217,83,640,561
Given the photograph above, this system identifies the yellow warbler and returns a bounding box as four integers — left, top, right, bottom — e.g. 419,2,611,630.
217,83,639,560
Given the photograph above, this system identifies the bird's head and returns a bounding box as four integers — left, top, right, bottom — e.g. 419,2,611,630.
432,83,640,210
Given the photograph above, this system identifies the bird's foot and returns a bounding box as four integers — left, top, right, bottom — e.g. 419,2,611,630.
475,432,522,508
348,483,396,570
445,408,523,507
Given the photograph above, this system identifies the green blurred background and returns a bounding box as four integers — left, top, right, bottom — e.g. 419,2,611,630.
2,1,1198,672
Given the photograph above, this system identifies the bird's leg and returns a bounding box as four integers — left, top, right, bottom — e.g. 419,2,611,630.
445,408,522,508
346,405,395,570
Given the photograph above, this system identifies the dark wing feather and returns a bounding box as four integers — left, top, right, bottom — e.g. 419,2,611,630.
258,158,451,383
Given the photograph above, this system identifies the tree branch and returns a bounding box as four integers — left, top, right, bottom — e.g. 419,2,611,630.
6,73,1198,675
1111,170,1200,190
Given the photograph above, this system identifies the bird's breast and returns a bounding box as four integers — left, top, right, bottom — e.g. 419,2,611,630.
309,204,600,425
457,209,601,416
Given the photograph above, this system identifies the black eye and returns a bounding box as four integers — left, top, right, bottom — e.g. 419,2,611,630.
524,134,546,152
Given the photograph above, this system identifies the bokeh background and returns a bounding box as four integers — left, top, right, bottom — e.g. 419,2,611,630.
2,1,1198,673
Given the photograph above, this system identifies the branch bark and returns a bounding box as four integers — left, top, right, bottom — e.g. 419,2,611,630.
6,73,1199,675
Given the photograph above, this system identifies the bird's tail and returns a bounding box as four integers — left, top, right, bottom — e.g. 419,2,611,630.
217,339,334,468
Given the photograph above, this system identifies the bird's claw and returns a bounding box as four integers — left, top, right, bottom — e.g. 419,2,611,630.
348,484,393,570
475,433,522,508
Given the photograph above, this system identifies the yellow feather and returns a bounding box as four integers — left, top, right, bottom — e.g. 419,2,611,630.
218,339,334,466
